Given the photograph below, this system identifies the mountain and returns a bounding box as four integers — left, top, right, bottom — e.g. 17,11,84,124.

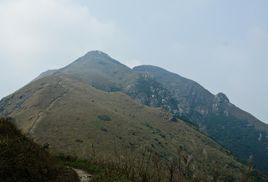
0,50,267,180
29,50,268,173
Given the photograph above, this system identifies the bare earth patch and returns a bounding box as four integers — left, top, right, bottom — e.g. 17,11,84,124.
72,168,92,182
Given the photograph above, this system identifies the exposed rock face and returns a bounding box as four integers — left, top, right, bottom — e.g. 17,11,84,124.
133,65,214,119
212,93,230,116
215,93,230,104
125,75,179,112
0,98,6,115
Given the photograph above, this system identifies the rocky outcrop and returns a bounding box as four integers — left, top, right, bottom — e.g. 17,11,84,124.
125,75,179,112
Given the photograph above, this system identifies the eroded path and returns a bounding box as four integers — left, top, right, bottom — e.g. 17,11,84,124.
72,168,92,182
28,80,68,135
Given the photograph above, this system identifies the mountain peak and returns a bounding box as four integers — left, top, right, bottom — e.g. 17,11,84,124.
80,50,112,61
85,50,110,57
64,50,120,69
75,50,121,65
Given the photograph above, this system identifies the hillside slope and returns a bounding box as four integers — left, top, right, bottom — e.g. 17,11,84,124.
133,65,268,172
0,74,246,181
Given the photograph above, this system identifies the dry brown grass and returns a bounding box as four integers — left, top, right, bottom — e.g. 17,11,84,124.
1,75,246,181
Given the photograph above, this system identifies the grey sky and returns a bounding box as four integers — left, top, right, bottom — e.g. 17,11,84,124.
0,0,267,123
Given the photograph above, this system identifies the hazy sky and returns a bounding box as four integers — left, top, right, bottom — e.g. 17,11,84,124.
0,0,267,123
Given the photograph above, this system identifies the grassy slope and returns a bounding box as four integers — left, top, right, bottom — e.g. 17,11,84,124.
0,118,78,182
1,74,247,181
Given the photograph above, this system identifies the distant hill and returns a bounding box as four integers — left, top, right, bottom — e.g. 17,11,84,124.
1,50,268,179
0,117,78,182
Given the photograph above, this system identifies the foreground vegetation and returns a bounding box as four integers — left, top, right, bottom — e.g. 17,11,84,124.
0,117,78,182
56,151,268,182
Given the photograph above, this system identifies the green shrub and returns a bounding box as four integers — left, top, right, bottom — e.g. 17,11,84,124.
97,115,112,121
